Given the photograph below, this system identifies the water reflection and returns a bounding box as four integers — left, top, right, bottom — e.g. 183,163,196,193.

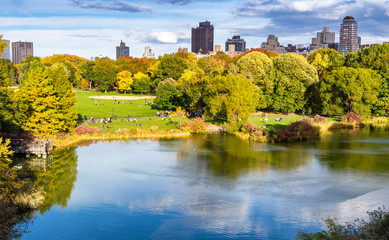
20,132,389,240
28,146,78,213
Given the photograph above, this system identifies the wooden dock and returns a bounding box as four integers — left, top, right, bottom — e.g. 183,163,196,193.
9,139,53,158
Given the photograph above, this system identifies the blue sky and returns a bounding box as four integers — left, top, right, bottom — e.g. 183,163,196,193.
1,0,389,59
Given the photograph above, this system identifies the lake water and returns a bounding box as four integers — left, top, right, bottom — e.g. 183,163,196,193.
21,130,389,239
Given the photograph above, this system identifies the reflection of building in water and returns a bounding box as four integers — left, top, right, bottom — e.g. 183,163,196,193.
27,155,53,172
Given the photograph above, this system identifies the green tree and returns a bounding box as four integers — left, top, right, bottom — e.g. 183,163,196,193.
92,58,117,92
307,48,345,78
236,51,274,109
151,54,188,88
48,64,77,133
320,67,382,116
203,74,258,129
79,61,96,89
117,70,133,94
0,59,17,87
17,56,41,85
0,88,23,133
154,78,182,109
272,53,319,113
132,72,151,94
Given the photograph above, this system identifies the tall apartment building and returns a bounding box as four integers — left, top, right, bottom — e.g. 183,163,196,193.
339,16,359,56
1,39,11,60
191,21,214,54
261,35,286,55
116,40,130,59
12,41,33,64
310,27,335,50
225,35,246,52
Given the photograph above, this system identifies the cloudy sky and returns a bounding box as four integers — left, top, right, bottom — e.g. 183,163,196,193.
1,0,389,59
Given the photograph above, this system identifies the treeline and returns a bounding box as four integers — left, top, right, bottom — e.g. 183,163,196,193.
1,42,389,135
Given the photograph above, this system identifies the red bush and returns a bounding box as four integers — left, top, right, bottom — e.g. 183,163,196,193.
342,112,361,124
275,120,320,142
74,125,100,135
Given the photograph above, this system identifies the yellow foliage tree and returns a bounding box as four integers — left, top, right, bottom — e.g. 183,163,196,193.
117,70,133,94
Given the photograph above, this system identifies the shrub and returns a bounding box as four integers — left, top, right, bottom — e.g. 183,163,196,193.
74,125,100,135
297,206,389,240
181,118,207,133
274,120,320,142
150,126,159,132
174,107,188,117
241,122,259,134
343,112,362,124
313,115,327,123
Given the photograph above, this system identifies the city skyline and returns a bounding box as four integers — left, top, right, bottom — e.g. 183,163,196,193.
1,0,389,59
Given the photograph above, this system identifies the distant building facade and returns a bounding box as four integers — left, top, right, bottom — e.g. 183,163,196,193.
12,41,33,64
142,46,155,58
191,21,214,54
261,35,286,54
1,39,11,60
339,16,359,56
116,40,130,59
225,35,246,52
310,27,335,50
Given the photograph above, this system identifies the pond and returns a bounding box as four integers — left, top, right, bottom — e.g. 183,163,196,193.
20,129,389,239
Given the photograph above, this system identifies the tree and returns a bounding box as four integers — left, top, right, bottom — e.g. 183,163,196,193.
79,61,96,89
0,59,17,87
92,58,117,92
203,74,258,129
307,48,345,78
0,36,7,57
17,56,41,85
177,68,208,109
151,54,188,88
272,53,319,113
0,88,23,133
116,57,155,74
236,51,274,109
117,70,133,94
19,63,77,136
320,67,382,116
132,72,151,94
154,78,182,109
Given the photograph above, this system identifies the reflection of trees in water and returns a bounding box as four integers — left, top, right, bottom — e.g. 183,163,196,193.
30,146,78,213
316,132,389,174
175,135,313,179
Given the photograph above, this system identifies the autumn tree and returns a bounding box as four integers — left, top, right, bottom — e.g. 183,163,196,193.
0,36,7,57
307,48,345,78
132,72,151,94
320,67,382,116
117,70,133,94
79,61,96,89
151,54,188,88
0,59,17,87
116,57,154,74
177,68,208,109
17,56,41,84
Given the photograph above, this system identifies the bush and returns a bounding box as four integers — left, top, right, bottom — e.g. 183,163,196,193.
313,115,327,123
274,120,320,142
343,112,362,124
181,118,207,133
74,125,100,135
297,206,389,240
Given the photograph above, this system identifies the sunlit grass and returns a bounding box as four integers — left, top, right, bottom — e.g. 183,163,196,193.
248,114,304,130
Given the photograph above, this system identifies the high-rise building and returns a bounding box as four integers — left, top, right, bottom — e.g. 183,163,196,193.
310,27,335,50
142,46,155,58
12,41,33,64
339,16,359,56
225,35,246,52
116,40,130,59
191,21,214,54
261,35,286,55
1,39,11,60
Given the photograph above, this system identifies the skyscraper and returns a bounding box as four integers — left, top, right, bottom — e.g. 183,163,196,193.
116,40,130,59
339,16,358,56
12,41,33,64
225,35,246,52
191,21,214,54
0,39,11,60
310,27,335,50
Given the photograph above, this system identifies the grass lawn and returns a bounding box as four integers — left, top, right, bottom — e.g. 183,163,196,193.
75,91,158,120
248,114,305,130
85,116,189,133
